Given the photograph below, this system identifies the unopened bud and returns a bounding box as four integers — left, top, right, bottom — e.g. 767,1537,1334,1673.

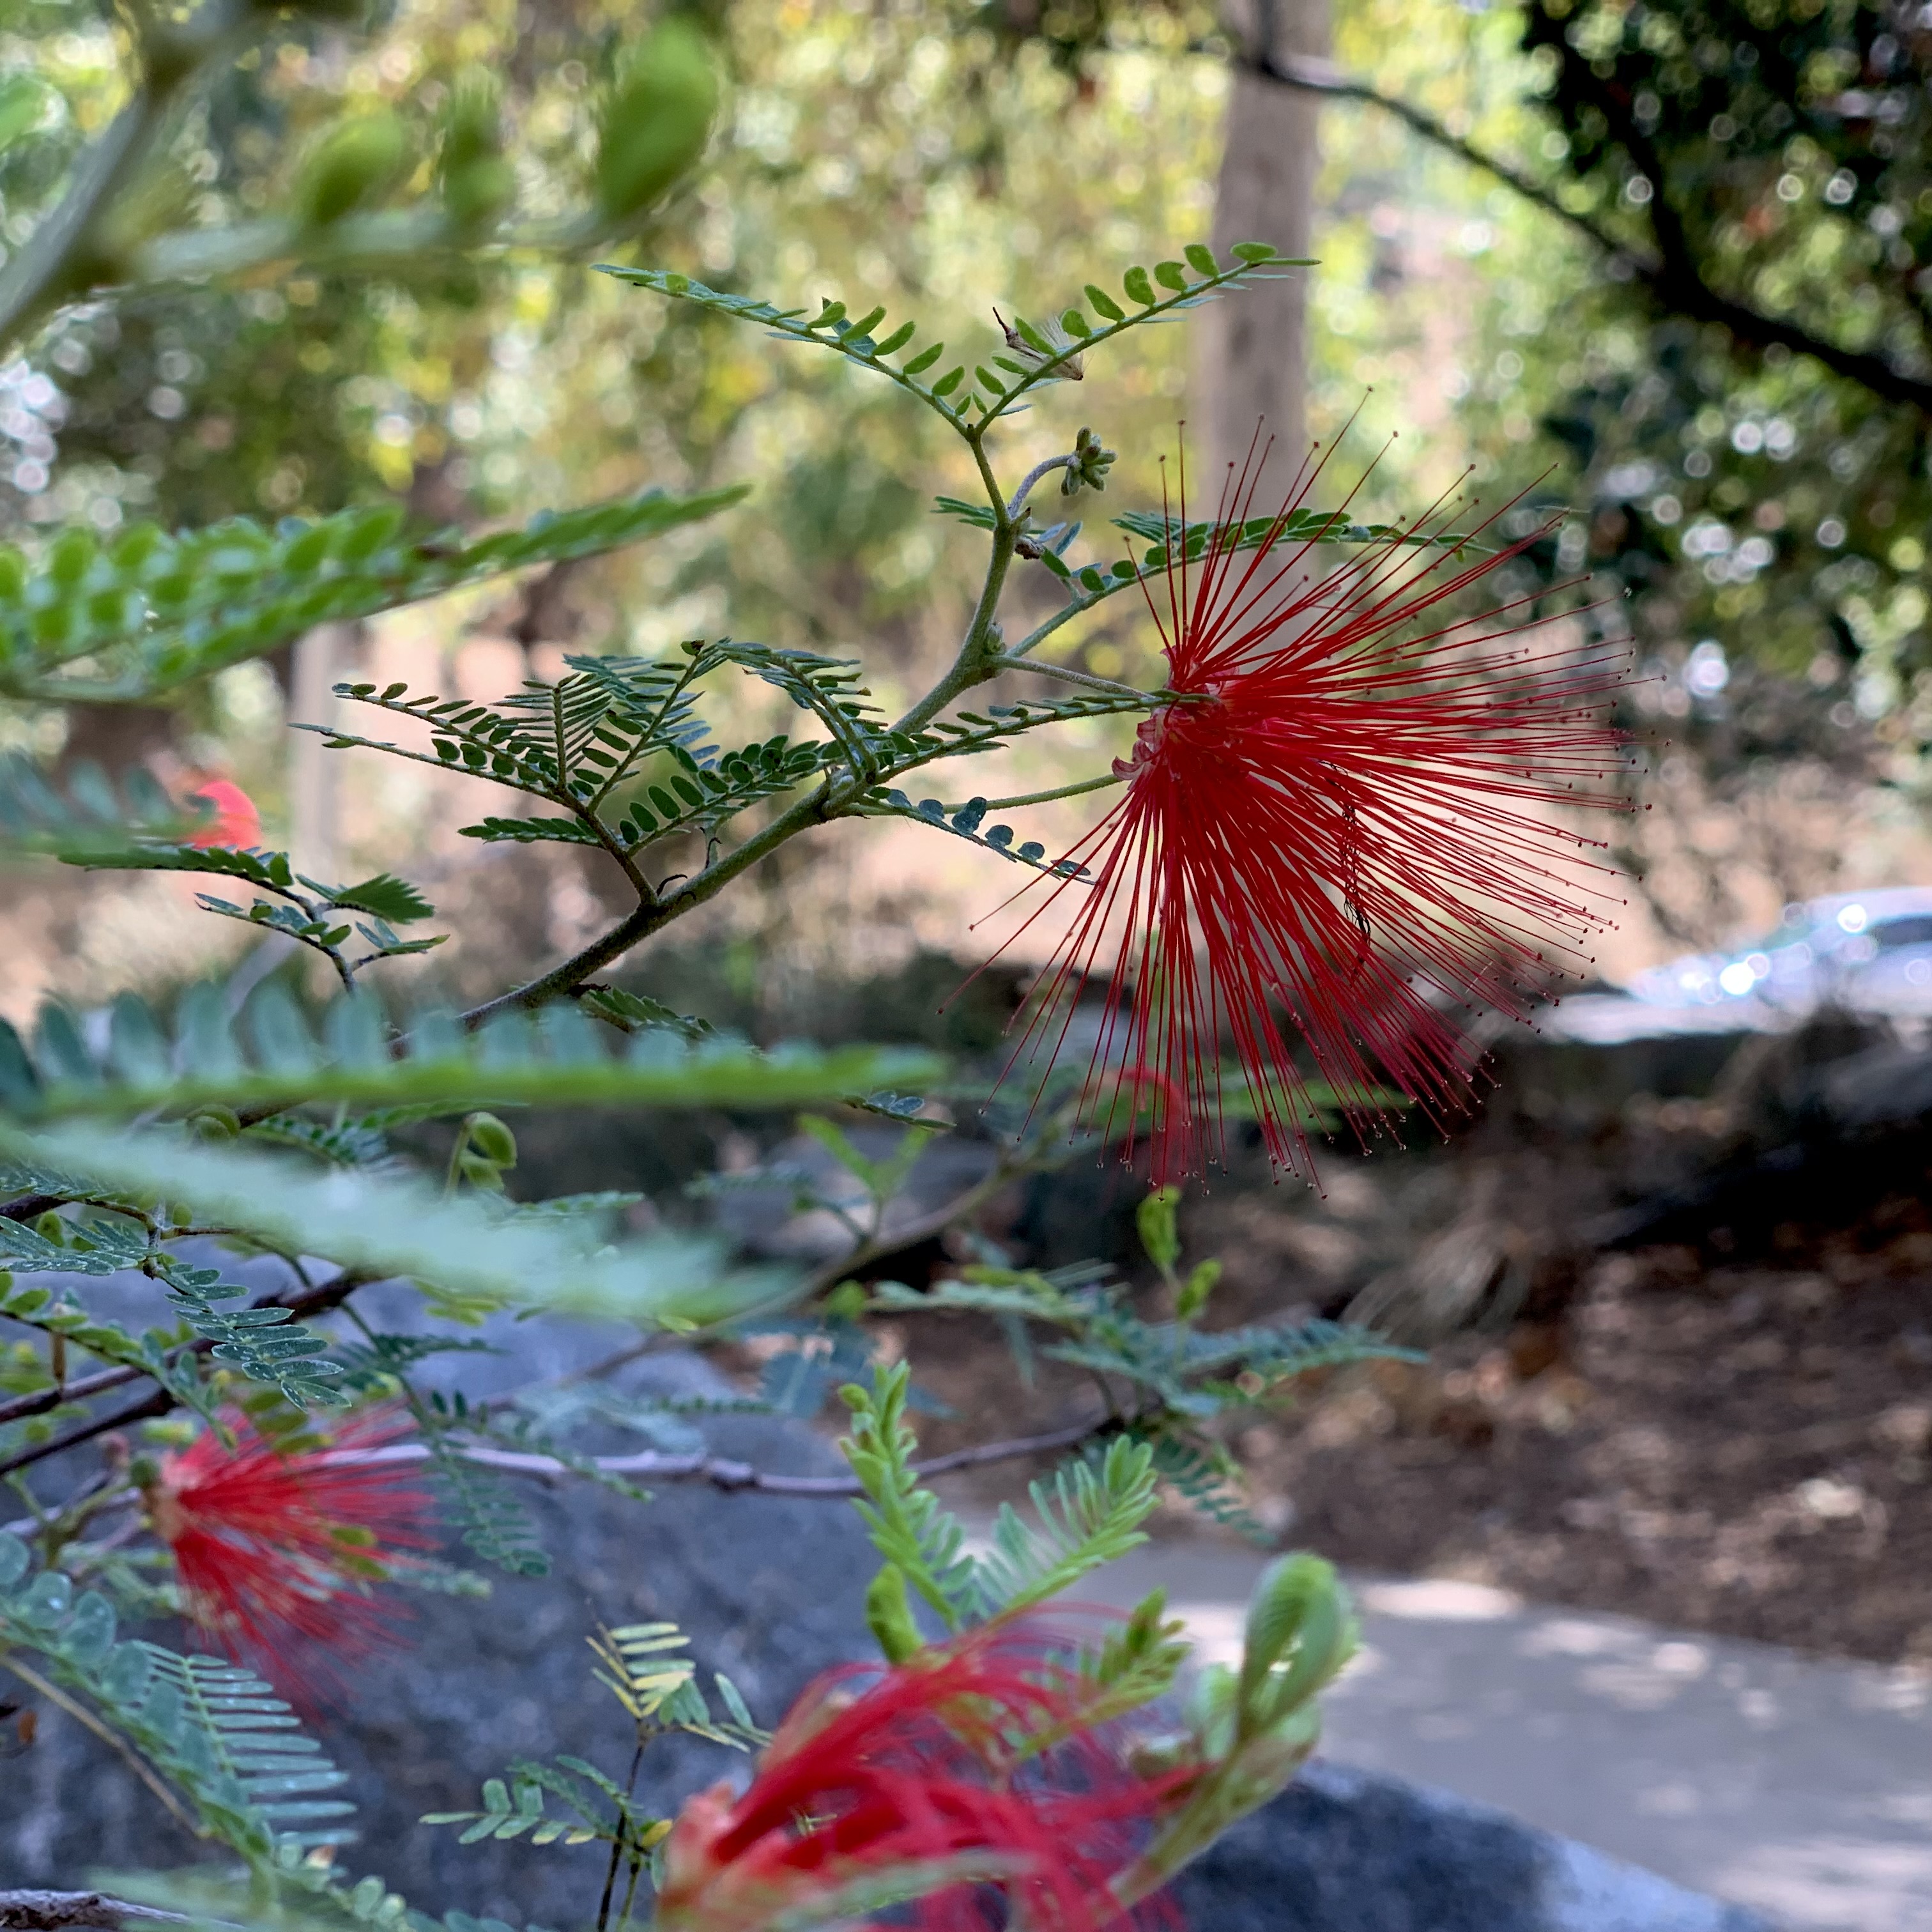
464,1111,517,1168
457,1149,506,1192
296,112,412,227
864,1563,924,1664
822,1280,867,1322
439,74,515,229
1176,1257,1221,1321
594,22,717,222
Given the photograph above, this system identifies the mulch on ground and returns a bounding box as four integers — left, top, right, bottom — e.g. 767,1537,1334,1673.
899,1179,1932,1669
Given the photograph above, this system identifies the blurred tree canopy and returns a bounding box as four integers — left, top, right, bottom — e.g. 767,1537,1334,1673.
6,0,1931,950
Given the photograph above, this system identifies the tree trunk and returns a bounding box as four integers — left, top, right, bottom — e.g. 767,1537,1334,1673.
1198,0,1328,496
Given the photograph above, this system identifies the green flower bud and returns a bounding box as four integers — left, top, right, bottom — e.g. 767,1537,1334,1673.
822,1279,868,1323
864,1563,924,1663
1137,1184,1181,1273
296,112,412,228
0,75,51,154
1176,1257,1222,1321
464,1111,518,1168
439,73,516,230
594,21,717,222
457,1149,507,1192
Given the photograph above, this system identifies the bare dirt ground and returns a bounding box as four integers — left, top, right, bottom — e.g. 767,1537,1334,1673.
897,1071,1932,1669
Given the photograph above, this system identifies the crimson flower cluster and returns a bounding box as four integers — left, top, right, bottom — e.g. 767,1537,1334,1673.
995,438,1630,1183
657,1616,1187,1932
145,1408,435,1706
184,778,261,850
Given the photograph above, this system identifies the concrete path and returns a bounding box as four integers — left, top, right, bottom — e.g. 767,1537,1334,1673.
1078,1540,1932,1932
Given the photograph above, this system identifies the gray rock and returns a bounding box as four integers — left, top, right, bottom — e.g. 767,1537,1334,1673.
4,1328,1766,1932
1173,1761,1772,1932
2,1378,877,1926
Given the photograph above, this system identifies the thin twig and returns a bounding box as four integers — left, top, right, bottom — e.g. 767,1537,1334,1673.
989,656,1158,702
0,1267,372,1460
1252,51,1646,269
340,1412,1110,1495
2,1195,64,1225
1,1386,176,1477
0,1893,197,1929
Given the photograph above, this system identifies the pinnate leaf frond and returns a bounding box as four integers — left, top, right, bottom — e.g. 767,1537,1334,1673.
0,487,746,703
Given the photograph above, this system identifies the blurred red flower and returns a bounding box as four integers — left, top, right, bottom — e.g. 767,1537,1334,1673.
993,435,1631,1183
149,1409,436,1706
184,778,261,850
657,1617,1188,1932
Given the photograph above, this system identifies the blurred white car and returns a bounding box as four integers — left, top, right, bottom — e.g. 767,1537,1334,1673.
1538,887,1932,1044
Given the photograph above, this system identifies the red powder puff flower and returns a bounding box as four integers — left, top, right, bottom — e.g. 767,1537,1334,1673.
992,434,1631,1184
146,1408,436,1707
184,778,261,851
656,1617,1190,1932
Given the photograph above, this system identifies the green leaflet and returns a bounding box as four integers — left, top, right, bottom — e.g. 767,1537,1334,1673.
855,790,1088,878
154,1255,346,1409
838,1363,979,1629
422,1775,600,1848
0,1273,226,1424
0,488,747,703
868,1254,1411,1542
417,1418,551,1577
318,645,858,850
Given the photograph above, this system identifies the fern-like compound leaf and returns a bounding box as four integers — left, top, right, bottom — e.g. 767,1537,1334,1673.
0,755,189,860
602,270,977,433
838,1362,979,1629
422,1774,602,1848
414,1407,550,1578
1145,1432,1268,1544
854,789,1089,878
0,1275,222,1425
0,983,940,1122
0,1122,793,1330
0,1536,354,1855
154,1254,348,1409
867,690,1150,787
969,1436,1158,1617
0,487,746,703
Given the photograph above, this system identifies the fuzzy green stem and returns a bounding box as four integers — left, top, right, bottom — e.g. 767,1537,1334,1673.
1006,587,1127,661
890,437,1020,741
940,772,1126,813
456,782,835,1027
988,655,1159,703
1006,454,1076,521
